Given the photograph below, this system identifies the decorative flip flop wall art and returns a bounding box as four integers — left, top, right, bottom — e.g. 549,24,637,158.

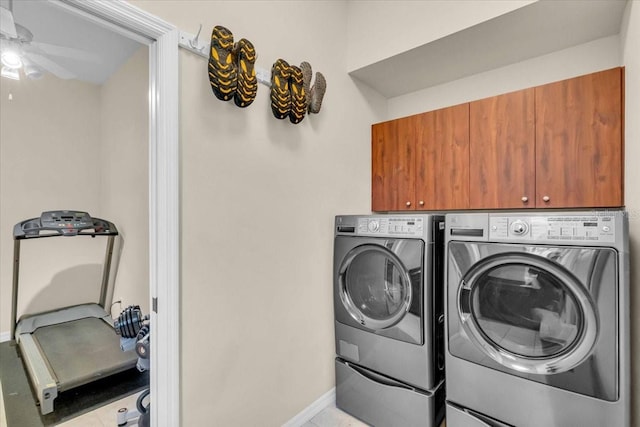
189,24,327,124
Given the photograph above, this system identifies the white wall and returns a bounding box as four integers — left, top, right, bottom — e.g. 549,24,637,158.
130,1,385,425
620,2,640,426
346,0,535,72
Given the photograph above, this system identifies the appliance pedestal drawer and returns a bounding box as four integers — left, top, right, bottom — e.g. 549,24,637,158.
446,402,513,427
336,358,444,427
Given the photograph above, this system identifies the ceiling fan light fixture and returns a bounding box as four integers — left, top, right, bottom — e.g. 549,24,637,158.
1,50,22,69
1,66,20,80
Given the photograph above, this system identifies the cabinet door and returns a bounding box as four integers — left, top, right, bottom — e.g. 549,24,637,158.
371,116,416,211
469,89,535,209
535,67,623,208
415,104,469,210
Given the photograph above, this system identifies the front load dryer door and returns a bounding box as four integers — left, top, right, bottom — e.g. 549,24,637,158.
458,252,598,374
447,242,618,400
335,238,424,344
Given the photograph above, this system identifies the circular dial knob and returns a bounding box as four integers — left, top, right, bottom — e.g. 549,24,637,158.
510,220,529,236
368,220,379,232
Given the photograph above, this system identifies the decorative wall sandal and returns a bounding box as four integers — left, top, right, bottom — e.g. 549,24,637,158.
208,25,237,101
289,65,306,124
308,71,326,114
233,38,258,108
300,61,313,112
270,58,292,120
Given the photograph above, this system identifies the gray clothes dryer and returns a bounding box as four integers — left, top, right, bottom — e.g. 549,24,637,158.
334,214,445,427
444,211,630,427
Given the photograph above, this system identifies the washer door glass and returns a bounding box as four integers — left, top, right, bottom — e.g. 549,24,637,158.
339,244,412,330
459,253,598,374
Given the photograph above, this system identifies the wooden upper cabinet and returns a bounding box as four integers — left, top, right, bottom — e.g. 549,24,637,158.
371,116,416,211
535,67,623,208
415,104,470,210
469,88,535,209
371,67,623,212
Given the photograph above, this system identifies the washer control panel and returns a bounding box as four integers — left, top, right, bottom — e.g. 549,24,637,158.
489,215,616,243
357,217,425,237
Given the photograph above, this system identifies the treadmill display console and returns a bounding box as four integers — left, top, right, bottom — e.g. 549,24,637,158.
40,210,94,231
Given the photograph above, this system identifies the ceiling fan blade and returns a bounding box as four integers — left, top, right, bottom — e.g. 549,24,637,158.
27,53,77,80
0,6,18,38
27,41,101,63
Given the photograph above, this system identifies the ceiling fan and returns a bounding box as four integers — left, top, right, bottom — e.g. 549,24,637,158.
0,0,100,80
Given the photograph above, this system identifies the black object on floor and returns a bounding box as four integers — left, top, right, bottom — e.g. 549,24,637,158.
0,340,149,426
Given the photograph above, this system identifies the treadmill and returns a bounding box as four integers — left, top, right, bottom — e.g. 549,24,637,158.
10,210,138,415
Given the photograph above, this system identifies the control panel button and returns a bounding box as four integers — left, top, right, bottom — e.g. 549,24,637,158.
368,220,379,232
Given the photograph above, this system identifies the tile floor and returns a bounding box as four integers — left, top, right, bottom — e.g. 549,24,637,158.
302,403,370,427
302,405,446,427
0,388,144,427
1,386,445,426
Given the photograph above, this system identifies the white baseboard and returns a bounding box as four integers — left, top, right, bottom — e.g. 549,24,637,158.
282,387,336,427
0,331,10,343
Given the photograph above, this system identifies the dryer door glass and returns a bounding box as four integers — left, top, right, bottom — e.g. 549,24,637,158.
339,245,412,330
470,263,580,357
458,252,598,374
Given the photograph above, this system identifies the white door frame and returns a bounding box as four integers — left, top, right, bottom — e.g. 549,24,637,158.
51,1,180,426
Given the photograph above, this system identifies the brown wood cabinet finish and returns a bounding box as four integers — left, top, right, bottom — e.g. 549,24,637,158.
415,104,470,210
372,104,469,211
371,116,416,211
470,88,535,209
371,67,623,211
535,67,623,208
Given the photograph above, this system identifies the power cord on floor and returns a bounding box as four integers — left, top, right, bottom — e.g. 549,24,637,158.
110,300,122,319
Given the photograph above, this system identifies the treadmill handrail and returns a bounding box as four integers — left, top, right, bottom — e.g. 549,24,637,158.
14,216,119,239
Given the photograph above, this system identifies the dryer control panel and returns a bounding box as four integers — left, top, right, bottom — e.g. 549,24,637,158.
357,217,424,237
489,215,616,243
335,215,442,238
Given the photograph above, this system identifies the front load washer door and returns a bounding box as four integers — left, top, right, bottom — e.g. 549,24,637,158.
335,238,424,344
447,242,618,400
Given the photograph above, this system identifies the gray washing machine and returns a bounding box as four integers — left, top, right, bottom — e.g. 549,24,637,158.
445,211,630,427
334,214,445,427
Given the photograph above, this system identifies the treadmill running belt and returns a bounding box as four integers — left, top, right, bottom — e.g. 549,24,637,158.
33,318,138,391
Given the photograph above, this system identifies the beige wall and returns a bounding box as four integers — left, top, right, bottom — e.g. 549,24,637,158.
0,75,103,327
345,0,535,72
621,1,640,426
130,1,385,426
100,47,150,314
0,49,149,333
387,34,621,119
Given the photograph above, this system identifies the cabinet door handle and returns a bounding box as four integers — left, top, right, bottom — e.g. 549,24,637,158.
419,200,425,206
542,196,550,202
406,201,411,207
521,196,528,203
